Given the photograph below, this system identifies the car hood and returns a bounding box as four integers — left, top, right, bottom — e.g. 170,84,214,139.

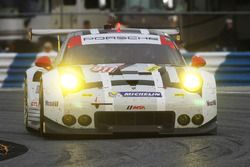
59,64,201,112
73,63,185,89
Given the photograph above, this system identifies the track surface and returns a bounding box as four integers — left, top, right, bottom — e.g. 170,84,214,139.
0,90,250,167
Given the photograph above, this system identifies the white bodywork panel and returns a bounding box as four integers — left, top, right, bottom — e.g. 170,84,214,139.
41,64,216,130
25,66,48,130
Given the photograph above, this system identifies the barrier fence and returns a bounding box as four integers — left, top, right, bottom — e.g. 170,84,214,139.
0,52,250,88
184,52,250,85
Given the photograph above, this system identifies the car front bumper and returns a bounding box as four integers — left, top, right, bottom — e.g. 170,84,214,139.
43,115,217,136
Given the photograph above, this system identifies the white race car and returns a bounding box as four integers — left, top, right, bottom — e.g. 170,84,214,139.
24,27,217,136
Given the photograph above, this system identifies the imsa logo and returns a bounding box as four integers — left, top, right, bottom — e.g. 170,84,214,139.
127,105,145,110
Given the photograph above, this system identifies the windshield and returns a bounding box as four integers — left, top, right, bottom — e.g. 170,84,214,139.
61,44,185,66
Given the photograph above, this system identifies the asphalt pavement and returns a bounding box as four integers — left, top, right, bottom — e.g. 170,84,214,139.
0,89,250,167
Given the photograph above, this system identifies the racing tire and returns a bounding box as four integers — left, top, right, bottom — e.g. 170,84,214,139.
24,77,33,132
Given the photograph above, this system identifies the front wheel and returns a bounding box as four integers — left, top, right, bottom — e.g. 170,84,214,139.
24,77,33,132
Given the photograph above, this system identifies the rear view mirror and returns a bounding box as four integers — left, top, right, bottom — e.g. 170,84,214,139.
191,56,206,68
35,56,52,70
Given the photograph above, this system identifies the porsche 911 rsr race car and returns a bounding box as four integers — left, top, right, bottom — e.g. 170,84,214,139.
24,27,217,136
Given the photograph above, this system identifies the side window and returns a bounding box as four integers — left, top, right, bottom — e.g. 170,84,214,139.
85,0,99,9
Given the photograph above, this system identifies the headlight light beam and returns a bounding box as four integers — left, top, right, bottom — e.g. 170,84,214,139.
182,72,202,93
61,73,78,90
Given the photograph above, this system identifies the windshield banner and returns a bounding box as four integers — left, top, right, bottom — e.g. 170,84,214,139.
81,34,161,45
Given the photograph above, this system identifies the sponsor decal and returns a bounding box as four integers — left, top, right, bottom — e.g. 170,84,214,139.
121,92,162,97
83,36,159,41
109,91,162,97
31,101,39,107
90,64,124,73
45,101,59,107
82,93,94,97
127,105,145,110
145,65,161,72
82,34,160,45
207,100,216,106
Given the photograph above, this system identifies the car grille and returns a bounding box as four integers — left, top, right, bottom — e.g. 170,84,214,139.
94,111,175,130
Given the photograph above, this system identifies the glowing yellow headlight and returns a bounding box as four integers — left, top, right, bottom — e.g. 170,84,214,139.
60,73,78,90
182,72,202,92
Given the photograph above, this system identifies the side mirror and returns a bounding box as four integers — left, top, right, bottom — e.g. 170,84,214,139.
35,56,52,70
191,56,206,68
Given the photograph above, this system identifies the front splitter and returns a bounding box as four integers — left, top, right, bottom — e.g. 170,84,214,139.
43,116,217,137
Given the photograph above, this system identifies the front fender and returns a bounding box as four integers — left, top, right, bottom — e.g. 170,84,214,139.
42,69,64,124
200,69,217,123
26,66,48,110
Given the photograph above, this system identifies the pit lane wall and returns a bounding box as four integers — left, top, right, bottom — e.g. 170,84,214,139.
0,52,250,88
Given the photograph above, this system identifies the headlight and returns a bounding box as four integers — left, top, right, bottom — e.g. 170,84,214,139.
59,67,85,95
182,72,202,92
61,73,78,90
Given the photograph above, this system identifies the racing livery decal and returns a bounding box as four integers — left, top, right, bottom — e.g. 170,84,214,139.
207,100,216,106
145,65,162,72
82,34,161,45
127,105,145,110
90,64,124,73
31,101,39,107
109,92,162,97
45,101,59,107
